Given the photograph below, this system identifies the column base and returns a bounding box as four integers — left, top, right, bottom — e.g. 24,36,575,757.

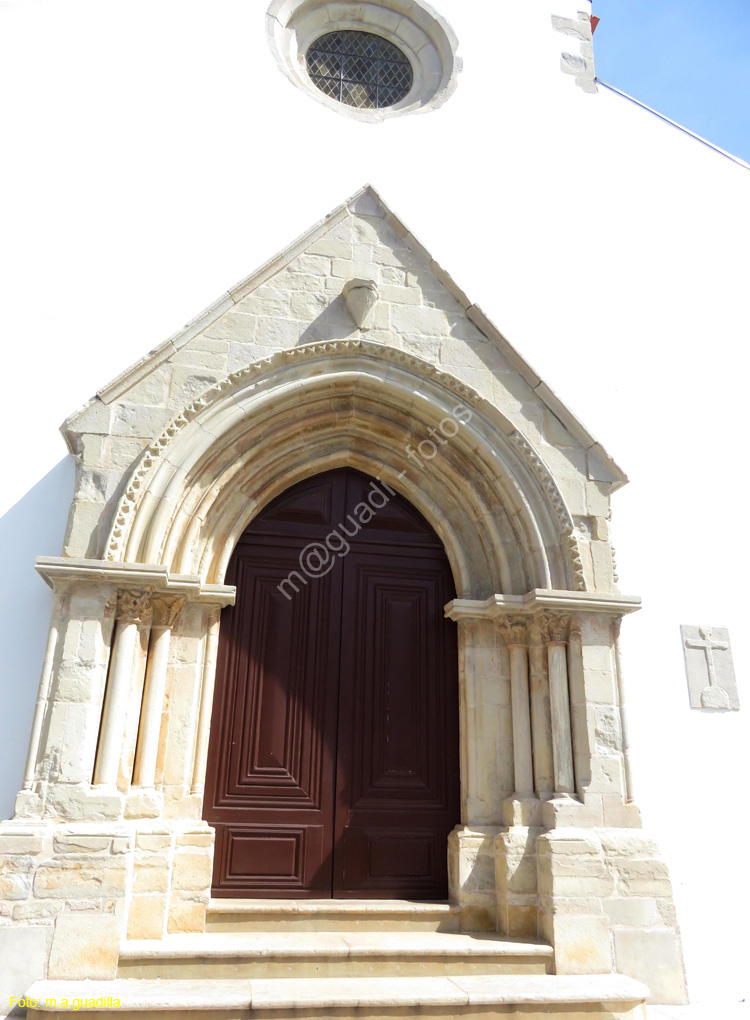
448,825,502,932
502,795,545,827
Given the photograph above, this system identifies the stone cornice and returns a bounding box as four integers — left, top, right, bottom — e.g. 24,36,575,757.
35,557,236,606
445,590,641,621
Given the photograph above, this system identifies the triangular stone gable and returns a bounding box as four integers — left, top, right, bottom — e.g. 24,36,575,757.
61,186,625,561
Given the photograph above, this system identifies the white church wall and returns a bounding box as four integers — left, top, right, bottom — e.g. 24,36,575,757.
1,0,747,1003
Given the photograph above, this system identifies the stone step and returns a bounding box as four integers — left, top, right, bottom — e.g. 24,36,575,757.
205,897,461,932
118,931,554,979
26,974,650,1020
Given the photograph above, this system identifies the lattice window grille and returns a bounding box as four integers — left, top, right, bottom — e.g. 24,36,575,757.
306,30,414,110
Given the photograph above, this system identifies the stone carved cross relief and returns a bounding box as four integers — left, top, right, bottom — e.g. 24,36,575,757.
681,625,739,711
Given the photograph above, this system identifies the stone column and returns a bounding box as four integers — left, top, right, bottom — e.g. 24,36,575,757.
498,618,534,797
612,616,635,803
133,596,184,789
527,618,554,798
21,595,62,790
497,617,541,830
192,608,221,797
94,590,152,787
543,612,575,795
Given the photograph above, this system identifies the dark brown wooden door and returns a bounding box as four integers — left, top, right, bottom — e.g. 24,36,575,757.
203,468,460,899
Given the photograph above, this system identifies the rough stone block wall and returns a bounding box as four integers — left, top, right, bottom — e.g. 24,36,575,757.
537,829,687,1003
0,819,215,1005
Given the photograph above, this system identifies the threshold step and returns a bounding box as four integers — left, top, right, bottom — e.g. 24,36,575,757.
205,897,461,932
118,931,553,979
26,974,650,1019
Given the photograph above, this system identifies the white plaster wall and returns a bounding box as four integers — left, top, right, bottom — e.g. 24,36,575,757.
0,0,748,1003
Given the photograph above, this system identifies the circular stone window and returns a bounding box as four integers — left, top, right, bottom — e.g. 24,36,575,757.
267,0,461,122
307,30,414,110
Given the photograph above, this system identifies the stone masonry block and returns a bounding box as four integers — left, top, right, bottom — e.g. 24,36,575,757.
45,785,124,821
237,286,290,318
127,894,167,940
549,914,613,974
307,239,353,259
13,900,61,921
0,831,45,855
176,832,214,848
33,858,127,899
614,928,687,1004
0,857,32,900
390,304,450,337
167,897,206,934
171,852,212,892
507,904,539,939
111,404,173,439
599,832,659,858
203,310,259,342
133,863,169,894
136,834,173,852
52,834,111,854
48,913,120,980
604,897,660,927
0,926,52,1010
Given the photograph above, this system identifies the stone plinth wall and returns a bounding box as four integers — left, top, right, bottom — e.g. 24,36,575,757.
538,829,687,1004
0,819,214,1005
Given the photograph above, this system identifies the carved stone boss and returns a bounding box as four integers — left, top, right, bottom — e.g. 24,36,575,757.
681,625,739,711
342,279,379,330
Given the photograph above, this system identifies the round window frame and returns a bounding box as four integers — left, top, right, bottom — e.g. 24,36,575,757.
266,0,461,122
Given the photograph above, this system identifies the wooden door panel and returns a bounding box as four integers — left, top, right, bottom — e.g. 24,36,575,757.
212,823,327,893
204,543,341,896
204,468,460,899
333,552,459,898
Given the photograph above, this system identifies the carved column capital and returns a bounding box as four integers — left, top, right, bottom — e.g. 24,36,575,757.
116,589,152,625
538,611,570,645
498,616,528,648
151,595,185,630
528,615,549,645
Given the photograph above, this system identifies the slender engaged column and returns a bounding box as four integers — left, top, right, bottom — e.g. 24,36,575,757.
528,620,554,797
134,596,184,788
192,609,221,795
499,618,534,797
22,601,61,789
94,590,151,786
612,617,635,803
543,612,575,795
566,619,589,793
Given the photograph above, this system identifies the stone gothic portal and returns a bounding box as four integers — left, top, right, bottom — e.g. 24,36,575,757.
203,468,461,899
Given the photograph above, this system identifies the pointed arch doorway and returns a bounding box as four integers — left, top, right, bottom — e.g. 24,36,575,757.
203,467,460,899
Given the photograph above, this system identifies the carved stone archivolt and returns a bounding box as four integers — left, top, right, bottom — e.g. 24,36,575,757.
103,341,585,597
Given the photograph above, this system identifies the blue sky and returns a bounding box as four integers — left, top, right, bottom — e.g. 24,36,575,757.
592,0,750,163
